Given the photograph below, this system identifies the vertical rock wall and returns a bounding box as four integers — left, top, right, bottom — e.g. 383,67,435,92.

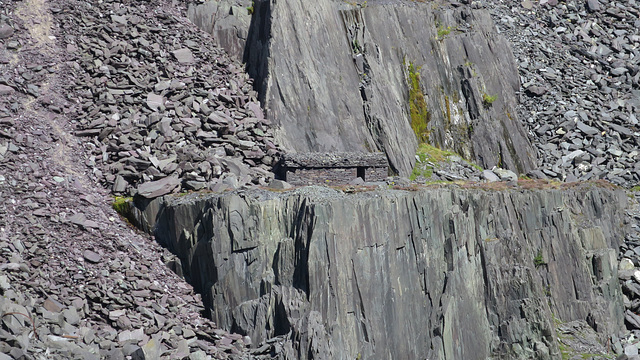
189,0,537,176
146,184,627,359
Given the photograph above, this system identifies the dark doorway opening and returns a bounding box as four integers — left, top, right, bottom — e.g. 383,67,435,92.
357,167,366,181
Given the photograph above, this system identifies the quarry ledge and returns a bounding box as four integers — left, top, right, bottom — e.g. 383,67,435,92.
127,179,629,359
150,178,623,205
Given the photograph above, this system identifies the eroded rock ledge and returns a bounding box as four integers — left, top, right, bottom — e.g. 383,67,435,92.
135,183,627,359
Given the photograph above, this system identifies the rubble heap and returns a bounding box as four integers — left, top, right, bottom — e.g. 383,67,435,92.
55,0,280,197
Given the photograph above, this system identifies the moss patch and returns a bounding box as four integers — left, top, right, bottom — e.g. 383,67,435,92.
410,144,483,181
534,250,546,268
410,144,457,181
112,196,133,219
406,61,430,143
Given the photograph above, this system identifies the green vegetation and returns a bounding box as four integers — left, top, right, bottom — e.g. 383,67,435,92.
406,61,430,143
112,196,133,219
534,250,546,268
436,24,453,40
410,144,483,181
464,61,478,77
247,1,254,15
631,185,640,192
352,38,362,54
482,92,498,107
410,144,457,181
558,341,571,360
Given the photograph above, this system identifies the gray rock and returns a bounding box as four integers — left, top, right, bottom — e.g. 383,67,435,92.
122,344,145,360
43,297,65,313
587,0,601,11
0,85,14,96
104,348,125,360
577,121,599,136
223,158,251,177
137,176,180,198
172,48,194,64
184,180,207,191
83,250,102,263
482,169,500,182
0,275,10,291
620,258,635,271
609,123,633,137
0,25,13,39
525,85,547,96
145,93,164,111
492,167,518,181
63,307,81,326
189,351,208,360
187,1,253,61
611,67,628,76
268,179,293,190
112,175,128,193
349,177,364,185
608,148,624,157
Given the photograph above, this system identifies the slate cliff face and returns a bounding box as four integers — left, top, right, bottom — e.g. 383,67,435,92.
140,184,626,359
189,0,537,176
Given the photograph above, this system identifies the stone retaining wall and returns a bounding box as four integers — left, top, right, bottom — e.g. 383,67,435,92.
285,166,387,185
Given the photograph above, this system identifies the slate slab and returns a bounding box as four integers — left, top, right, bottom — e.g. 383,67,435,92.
0,25,13,39
0,85,14,96
172,48,194,64
137,176,180,198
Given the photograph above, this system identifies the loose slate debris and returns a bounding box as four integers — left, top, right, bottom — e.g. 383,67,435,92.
489,0,640,187
56,0,281,197
0,0,269,358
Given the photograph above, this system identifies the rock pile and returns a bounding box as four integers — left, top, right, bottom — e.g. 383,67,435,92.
54,0,279,197
488,0,640,187
0,0,257,357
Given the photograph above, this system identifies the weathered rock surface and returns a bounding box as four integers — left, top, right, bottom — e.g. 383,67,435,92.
187,0,253,61
191,0,536,176
138,183,627,359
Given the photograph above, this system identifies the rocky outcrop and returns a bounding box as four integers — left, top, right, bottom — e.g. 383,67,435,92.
187,0,253,61
140,183,627,359
190,0,536,176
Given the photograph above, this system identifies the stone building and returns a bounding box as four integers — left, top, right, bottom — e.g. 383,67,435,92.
281,152,388,186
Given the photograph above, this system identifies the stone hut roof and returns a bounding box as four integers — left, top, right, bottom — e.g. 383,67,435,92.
282,152,388,168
